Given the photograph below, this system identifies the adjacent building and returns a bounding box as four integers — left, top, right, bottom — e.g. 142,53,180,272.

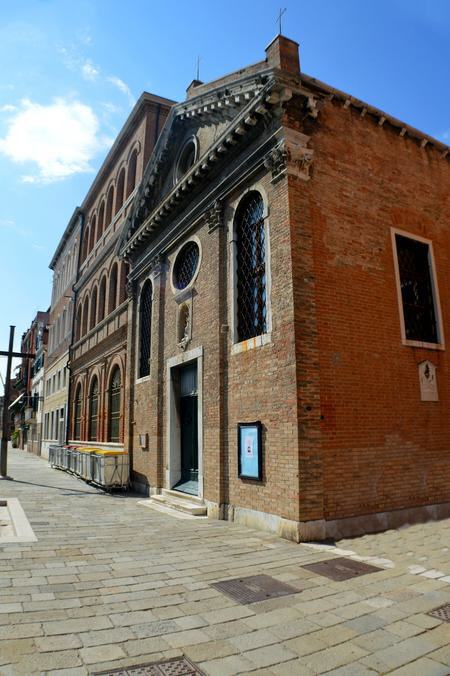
68,93,174,450
41,208,82,458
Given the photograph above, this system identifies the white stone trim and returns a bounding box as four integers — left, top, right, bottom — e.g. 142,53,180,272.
169,235,202,296
391,227,445,350
166,345,203,497
227,183,273,350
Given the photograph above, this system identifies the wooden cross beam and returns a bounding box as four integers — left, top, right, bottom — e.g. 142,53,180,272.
0,325,35,478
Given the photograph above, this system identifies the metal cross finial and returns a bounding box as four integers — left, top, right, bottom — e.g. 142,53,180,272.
277,7,287,35
196,56,201,81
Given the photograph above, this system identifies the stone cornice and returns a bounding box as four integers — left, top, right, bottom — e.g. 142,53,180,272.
121,76,293,259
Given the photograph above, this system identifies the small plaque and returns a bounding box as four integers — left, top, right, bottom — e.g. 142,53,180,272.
139,433,148,450
212,574,299,604
302,557,382,581
419,360,438,401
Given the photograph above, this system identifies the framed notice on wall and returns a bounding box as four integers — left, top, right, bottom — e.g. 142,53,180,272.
238,421,262,481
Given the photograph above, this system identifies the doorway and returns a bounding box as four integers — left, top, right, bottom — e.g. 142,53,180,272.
174,362,198,495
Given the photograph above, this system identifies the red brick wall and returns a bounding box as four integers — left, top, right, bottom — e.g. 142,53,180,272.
290,96,450,521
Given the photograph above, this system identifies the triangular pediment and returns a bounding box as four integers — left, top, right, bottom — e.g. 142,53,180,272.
120,69,294,258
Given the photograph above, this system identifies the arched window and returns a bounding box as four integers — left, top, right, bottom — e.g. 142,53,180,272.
105,186,114,227
97,202,105,242
139,281,152,378
82,295,89,336
74,384,82,440
119,262,129,304
98,276,106,322
108,367,121,442
88,377,99,441
82,225,90,262
126,149,137,198
88,218,96,253
115,168,125,214
75,305,82,341
90,287,98,330
235,191,267,342
108,263,118,314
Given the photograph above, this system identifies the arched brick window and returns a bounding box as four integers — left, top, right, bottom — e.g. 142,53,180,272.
90,287,98,330
235,191,267,342
89,218,96,253
82,295,89,336
74,384,82,441
139,280,152,378
88,377,99,441
75,305,82,341
126,149,137,198
108,366,121,442
97,202,105,242
119,262,129,304
82,225,90,262
105,186,114,227
108,264,118,314
98,276,106,322
115,168,125,214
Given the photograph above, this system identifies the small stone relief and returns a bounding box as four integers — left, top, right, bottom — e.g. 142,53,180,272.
284,128,314,181
177,302,192,351
418,360,438,402
205,199,223,233
264,142,287,183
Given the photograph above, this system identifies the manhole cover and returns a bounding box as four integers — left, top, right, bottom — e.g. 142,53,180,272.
211,574,300,604
92,656,205,675
428,604,450,623
302,557,382,581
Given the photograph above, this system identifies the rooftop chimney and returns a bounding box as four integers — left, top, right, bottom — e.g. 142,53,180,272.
186,79,204,98
265,35,300,75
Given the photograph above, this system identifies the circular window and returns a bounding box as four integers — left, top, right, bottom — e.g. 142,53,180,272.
175,139,196,183
173,241,200,290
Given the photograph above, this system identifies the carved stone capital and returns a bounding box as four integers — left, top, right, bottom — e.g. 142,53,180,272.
149,253,165,277
264,141,287,183
284,128,314,181
205,199,223,233
126,278,135,299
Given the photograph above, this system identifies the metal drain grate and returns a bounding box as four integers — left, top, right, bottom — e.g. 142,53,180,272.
92,656,205,676
428,603,450,623
302,557,382,581
211,574,300,604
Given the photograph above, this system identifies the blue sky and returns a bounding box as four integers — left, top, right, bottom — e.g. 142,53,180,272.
1,0,449,383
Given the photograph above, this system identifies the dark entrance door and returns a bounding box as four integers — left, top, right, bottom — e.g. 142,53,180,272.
175,362,198,495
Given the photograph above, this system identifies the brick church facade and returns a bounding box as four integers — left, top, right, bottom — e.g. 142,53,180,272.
64,35,450,541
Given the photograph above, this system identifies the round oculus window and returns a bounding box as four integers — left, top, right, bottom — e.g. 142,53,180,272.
173,241,200,290
175,139,196,183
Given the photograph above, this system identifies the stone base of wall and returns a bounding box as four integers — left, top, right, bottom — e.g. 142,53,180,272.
206,500,450,542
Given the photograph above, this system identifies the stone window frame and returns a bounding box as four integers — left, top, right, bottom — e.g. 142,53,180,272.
173,135,199,186
135,276,155,384
227,183,273,355
169,235,203,296
391,227,445,351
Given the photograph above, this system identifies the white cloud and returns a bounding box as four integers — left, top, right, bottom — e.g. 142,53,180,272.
0,98,112,183
82,60,100,81
0,104,16,113
107,76,135,107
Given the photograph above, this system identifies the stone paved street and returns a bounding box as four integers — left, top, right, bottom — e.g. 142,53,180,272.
1,448,450,675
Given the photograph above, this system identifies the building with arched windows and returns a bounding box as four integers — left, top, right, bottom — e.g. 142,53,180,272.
117,34,450,541
67,92,174,449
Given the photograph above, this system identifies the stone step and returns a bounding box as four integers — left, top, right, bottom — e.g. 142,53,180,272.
150,492,207,517
161,488,204,505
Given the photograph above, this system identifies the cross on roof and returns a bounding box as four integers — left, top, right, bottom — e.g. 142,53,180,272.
277,7,287,35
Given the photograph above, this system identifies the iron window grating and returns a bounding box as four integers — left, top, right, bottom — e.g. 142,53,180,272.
236,192,267,342
173,241,200,290
139,281,153,378
395,234,438,344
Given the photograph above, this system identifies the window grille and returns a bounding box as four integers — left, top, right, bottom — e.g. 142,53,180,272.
88,378,99,441
173,241,200,290
236,192,267,341
74,387,82,440
396,234,438,343
108,367,121,442
139,281,152,378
